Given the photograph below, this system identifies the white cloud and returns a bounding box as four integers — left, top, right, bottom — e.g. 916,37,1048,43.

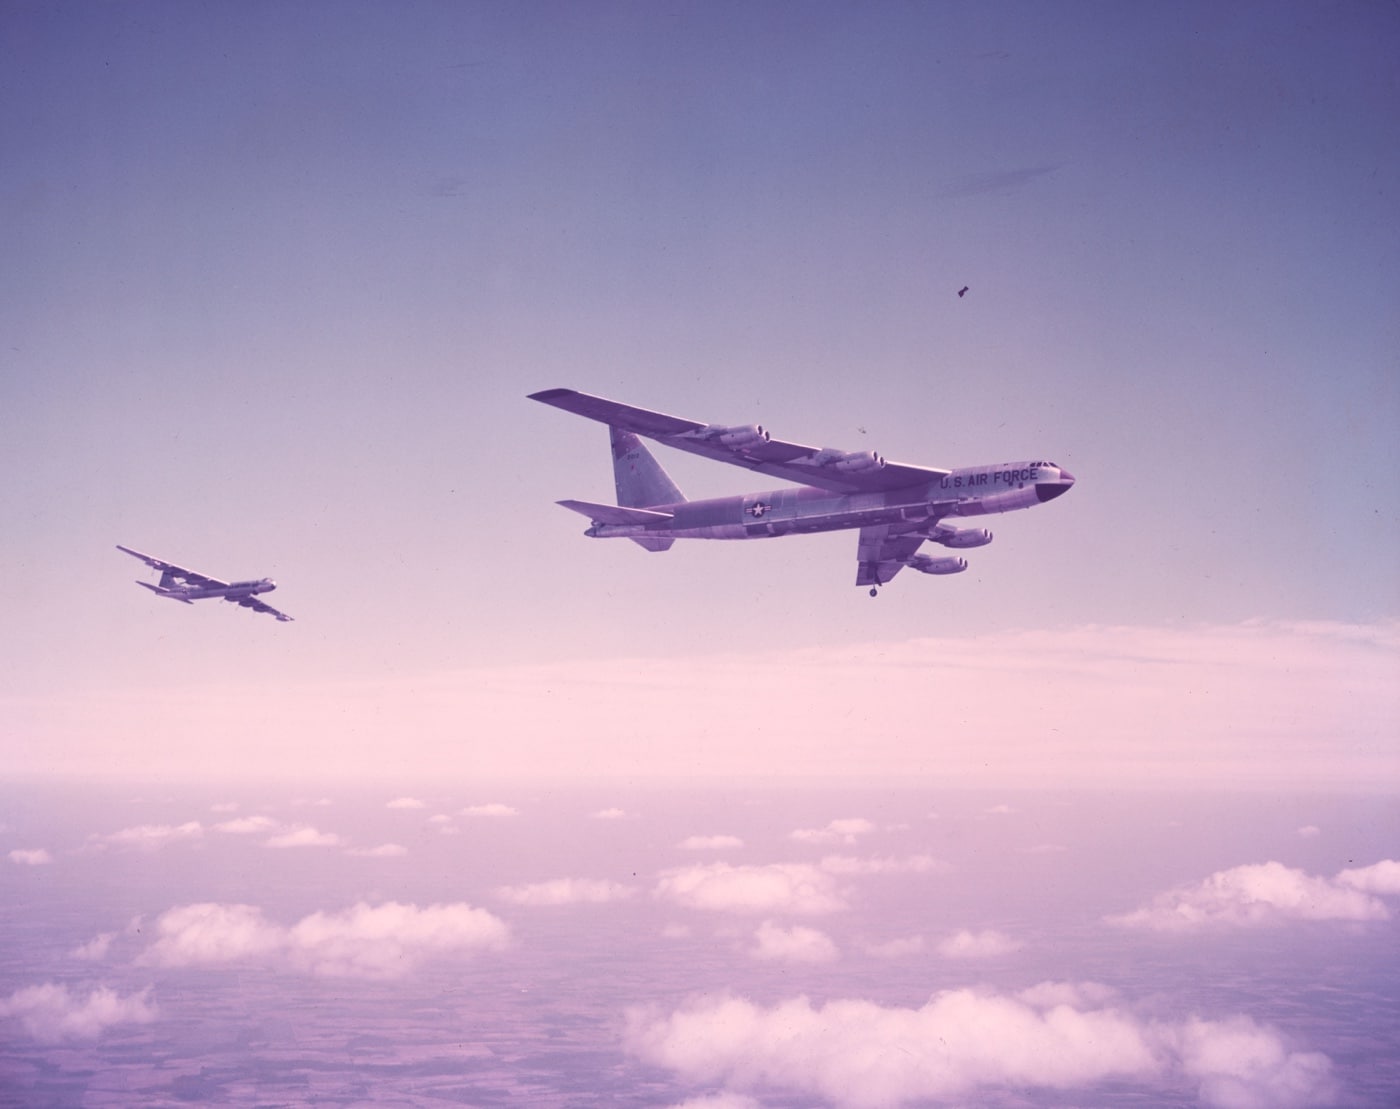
655,862,846,915
937,929,1023,958
263,825,344,849
666,1095,764,1109
1171,1014,1337,1109
750,922,838,963
1335,859,1400,895
346,843,408,858
678,835,744,851
791,818,875,846
287,902,511,978
8,848,52,866
1296,825,1321,838
139,900,509,979
139,903,284,967
426,813,453,825
591,807,629,820
819,854,942,875
461,803,518,817
666,1093,764,1109
0,983,157,1044
92,821,203,850
1109,861,1393,930
386,796,426,809
214,815,279,835
625,987,1336,1109
496,878,636,906
210,801,239,813
71,933,115,961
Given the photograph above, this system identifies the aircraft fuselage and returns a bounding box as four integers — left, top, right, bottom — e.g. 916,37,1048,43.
583,461,1073,543
140,579,277,603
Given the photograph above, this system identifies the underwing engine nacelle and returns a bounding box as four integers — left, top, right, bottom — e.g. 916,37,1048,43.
702,424,770,449
812,447,886,473
928,524,994,549
908,554,968,575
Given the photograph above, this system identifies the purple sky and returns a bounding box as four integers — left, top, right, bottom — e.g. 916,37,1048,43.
2,2,1396,787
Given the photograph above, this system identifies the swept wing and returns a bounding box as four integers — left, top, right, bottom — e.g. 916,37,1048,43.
116,544,228,588
529,388,949,494
855,526,928,587
232,596,294,622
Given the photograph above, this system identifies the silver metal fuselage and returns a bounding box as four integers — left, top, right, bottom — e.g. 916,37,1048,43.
584,461,1071,542
143,579,276,603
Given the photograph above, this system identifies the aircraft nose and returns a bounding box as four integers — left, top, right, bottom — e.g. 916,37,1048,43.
1036,469,1075,503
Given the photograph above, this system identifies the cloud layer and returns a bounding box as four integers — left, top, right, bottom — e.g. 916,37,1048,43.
138,900,510,978
91,822,204,850
461,803,518,817
0,983,157,1044
678,835,744,851
626,985,1336,1108
655,863,846,915
791,818,876,846
496,878,635,906
1110,860,1399,929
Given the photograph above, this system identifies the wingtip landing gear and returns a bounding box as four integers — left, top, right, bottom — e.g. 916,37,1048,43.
869,586,878,598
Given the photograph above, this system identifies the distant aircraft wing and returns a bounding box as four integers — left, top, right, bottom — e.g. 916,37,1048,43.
855,526,927,587
116,544,228,588
529,388,950,494
231,596,294,622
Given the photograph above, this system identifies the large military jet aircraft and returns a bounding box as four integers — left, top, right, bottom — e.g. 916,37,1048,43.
529,388,1074,595
116,545,294,621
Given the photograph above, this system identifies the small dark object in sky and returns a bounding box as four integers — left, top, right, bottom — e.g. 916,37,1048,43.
958,286,969,298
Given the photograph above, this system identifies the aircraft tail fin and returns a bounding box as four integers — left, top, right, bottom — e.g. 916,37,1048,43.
610,428,683,552
611,427,685,509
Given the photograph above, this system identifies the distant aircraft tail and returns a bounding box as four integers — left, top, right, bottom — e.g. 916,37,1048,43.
609,427,684,552
137,581,193,603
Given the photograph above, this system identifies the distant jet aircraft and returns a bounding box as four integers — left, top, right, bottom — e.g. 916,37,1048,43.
958,285,969,298
116,545,294,621
529,389,1075,596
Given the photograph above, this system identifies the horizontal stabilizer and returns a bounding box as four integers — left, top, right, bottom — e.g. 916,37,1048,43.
556,500,675,526
137,581,194,603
